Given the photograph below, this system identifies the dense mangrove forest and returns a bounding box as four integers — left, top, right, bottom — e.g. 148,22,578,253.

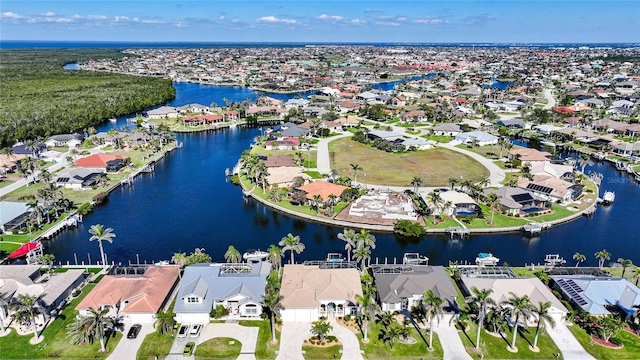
0,48,175,146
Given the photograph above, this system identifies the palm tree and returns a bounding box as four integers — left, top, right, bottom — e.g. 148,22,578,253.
469,287,496,349
10,293,47,340
485,307,508,335
531,301,555,350
350,163,363,184
0,292,8,334
423,290,444,350
376,311,396,327
356,229,376,253
88,224,116,268
380,323,403,350
327,194,338,213
74,307,115,352
447,177,459,190
311,320,333,342
573,252,586,267
267,244,284,273
154,309,175,335
618,258,633,277
224,245,241,263
502,292,534,350
427,190,443,222
355,291,379,342
263,286,283,343
632,267,640,286
278,233,305,265
595,249,611,268
410,176,423,193
486,193,500,225
337,228,357,262
353,245,371,271
312,194,323,213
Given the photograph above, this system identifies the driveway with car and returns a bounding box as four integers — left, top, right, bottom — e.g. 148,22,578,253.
106,323,154,360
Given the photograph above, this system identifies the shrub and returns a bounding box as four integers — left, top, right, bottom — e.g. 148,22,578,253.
210,304,230,319
394,220,426,237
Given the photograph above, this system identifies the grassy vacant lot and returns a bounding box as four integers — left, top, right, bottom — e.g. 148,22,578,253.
568,324,640,360
238,320,281,359
460,322,561,359
195,337,242,359
0,283,122,359
329,138,489,187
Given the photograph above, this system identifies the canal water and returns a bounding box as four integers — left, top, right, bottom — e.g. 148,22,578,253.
45,83,640,267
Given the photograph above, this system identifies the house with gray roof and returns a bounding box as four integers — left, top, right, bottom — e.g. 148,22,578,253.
279,122,309,138
174,262,271,323
432,123,462,136
551,276,640,317
373,265,458,312
0,201,30,233
455,131,499,146
55,168,104,190
483,187,550,216
44,133,84,148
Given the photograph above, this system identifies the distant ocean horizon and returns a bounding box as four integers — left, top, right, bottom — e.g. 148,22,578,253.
1,40,638,49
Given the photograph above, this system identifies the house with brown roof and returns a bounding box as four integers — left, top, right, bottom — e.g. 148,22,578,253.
509,148,552,167
75,153,127,172
297,180,348,202
76,266,179,323
280,264,362,322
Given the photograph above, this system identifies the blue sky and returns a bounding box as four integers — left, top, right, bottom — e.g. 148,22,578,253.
1,1,639,43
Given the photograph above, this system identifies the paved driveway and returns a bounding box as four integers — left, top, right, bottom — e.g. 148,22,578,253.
198,323,259,360
107,323,154,360
434,315,473,360
276,322,309,360
547,317,595,360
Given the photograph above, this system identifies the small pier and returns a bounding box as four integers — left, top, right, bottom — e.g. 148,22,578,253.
445,227,470,239
37,214,83,240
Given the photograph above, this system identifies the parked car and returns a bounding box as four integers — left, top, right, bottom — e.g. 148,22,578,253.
177,324,189,338
183,342,195,357
189,324,202,337
127,324,142,339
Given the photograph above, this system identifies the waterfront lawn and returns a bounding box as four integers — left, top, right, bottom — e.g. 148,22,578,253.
568,324,640,360
238,320,280,359
359,322,443,359
195,337,242,359
0,241,22,255
0,283,122,359
464,205,528,229
302,344,342,359
425,216,461,229
460,322,561,359
330,138,489,187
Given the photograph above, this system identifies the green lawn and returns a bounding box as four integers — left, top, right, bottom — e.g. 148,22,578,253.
330,138,489,187
568,324,640,360
460,322,562,359
237,320,280,359
0,283,123,359
302,344,342,359
455,144,521,159
359,322,443,359
195,337,242,359
421,134,454,144
136,331,174,360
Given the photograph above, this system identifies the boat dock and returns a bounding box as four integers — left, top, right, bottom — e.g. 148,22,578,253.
445,227,470,238
37,214,83,240
522,221,551,235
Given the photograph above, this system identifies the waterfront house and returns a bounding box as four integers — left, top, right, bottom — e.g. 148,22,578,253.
509,148,552,167
264,155,296,168
1,265,86,314
177,103,210,114
174,262,271,323
0,201,30,233
518,176,581,202
550,276,640,317
455,131,499,146
438,191,481,217
75,153,127,172
76,265,179,324
264,137,300,151
146,106,179,119
483,187,551,216
373,265,458,312
279,264,362,322
460,276,568,321
612,141,640,156
54,168,104,190
297,180,348,202
497,118,527,130
45,133,84,148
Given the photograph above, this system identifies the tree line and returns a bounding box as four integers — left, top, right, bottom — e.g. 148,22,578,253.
0,48,175,147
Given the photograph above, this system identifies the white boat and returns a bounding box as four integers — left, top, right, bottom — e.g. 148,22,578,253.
594,153,606,160
616,162,626,171
154,260,170,266
602,191,615,205
475,252,499,267
403,253,429,265
326,253,344,263
243,249,268,262
540,139,556,148
109,118,117,123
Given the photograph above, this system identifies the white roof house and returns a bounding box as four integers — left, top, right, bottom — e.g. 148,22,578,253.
454,131,499,146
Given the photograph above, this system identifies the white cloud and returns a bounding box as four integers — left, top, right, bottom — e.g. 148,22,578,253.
219,16,225,21
86,14,108,20
316,14,344,22
461,14,495,25
42,12,57,17
375,21,400,27
173,22,188,28
256,16,298,24
413,17,449,25
1,11,23,19
350,19,366,26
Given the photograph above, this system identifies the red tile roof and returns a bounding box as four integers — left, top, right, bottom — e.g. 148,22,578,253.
75,153,126,168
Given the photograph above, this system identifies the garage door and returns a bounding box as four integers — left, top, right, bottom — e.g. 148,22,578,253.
281,308,316,322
